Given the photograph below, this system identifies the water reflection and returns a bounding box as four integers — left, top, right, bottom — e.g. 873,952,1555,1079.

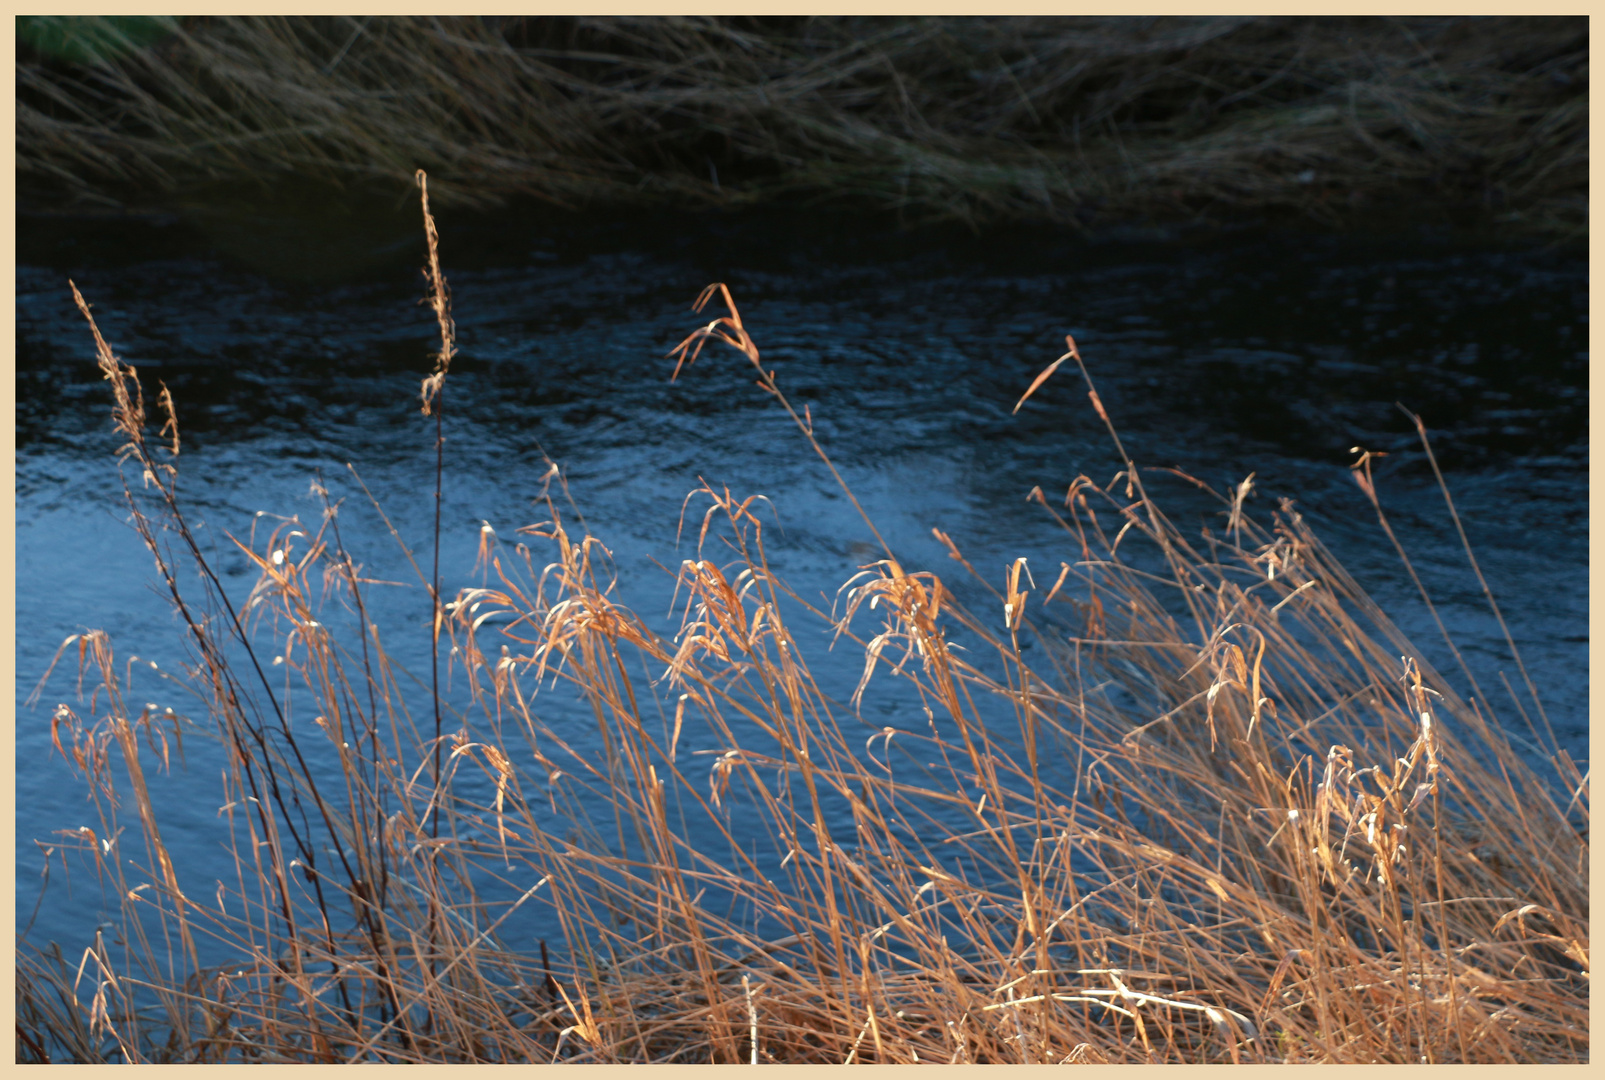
15,204,1587,954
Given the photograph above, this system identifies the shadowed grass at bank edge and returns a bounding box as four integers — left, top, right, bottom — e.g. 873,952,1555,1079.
16,15,1587,237
14,164,1587,1061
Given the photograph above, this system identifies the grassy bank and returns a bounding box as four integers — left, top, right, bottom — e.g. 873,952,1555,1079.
17,15,1588,237
16,180,1588,1063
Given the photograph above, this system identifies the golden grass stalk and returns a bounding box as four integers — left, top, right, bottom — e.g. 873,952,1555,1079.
18,187,1586,1063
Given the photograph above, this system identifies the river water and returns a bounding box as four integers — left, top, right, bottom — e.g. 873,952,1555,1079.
15,202,1588,956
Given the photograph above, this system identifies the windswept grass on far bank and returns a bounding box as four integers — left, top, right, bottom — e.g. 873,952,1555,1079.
15,178,1588,1063
17,15,1588,237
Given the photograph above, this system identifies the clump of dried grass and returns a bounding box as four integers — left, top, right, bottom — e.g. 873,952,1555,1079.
16,183,1586,1063
17,15,1587,235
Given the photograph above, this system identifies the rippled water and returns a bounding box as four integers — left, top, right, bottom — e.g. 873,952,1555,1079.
16,203,1587,953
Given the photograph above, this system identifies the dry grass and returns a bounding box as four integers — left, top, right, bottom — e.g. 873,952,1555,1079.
16,180,1588,1063
17,15,1588,236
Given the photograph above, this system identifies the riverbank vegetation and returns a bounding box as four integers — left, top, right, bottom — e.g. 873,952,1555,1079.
17,15,1588,237
15,180,1588,1063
